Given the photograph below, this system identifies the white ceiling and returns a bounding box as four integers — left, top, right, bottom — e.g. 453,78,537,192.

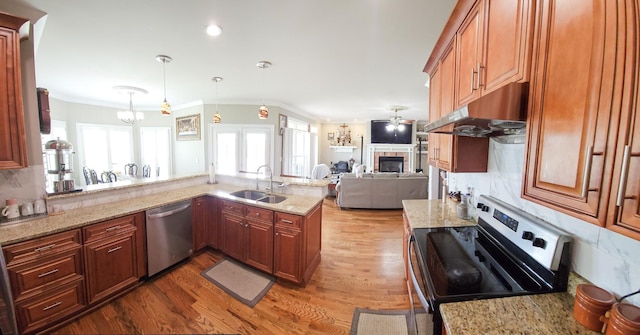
14,0,456,123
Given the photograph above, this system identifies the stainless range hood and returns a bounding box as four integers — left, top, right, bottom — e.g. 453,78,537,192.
424,82,529,140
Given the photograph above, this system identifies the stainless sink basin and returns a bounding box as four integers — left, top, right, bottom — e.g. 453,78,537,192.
229,190,268,200
229,190,287,204
256,195,287,204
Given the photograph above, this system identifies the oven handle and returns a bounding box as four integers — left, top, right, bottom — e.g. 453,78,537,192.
408,235,431,312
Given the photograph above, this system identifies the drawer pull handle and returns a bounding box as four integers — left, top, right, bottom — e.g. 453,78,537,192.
38,268,59,278
34,244,56,252
281,219,293,224
42,301,62,311
108,246,122,253
105,225,122,232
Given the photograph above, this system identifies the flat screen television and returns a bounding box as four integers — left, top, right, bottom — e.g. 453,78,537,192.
371,120,413,144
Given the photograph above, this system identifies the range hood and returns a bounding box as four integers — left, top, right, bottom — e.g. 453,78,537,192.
424,82,529,140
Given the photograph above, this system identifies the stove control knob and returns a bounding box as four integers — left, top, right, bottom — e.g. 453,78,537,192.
522,231,534,241
533,237,547,249
482,205,489,212
476,202,484,209
474,250,486,262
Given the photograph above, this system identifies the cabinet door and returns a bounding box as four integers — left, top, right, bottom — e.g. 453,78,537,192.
192,197,207,252
273,225,301,283
481,0,532,93
428,66,441,168
219,212,245,261
206,197,219,248
245,219,274,273
84,232,138,304
455,1,484,107
437,43,455,171
0,14,27,170
523,0,620,224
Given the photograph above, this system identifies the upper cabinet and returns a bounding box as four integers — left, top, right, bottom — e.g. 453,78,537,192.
455,0,533,108
0,13,28,170
524,0,640,240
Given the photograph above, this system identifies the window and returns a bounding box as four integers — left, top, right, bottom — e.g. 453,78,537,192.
140,127,171,177
282,117,317,178
209,124,273,174
76,123,134,175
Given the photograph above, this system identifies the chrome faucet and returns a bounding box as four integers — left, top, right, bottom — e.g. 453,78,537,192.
256,165,273,191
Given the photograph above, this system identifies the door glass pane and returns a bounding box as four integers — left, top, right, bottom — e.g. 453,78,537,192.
217,133,236,175
82,127,109,172
245,132,267,172
109,129,132,174
141,127,171,177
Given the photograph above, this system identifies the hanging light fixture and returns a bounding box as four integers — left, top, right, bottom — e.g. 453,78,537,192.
386,105,408,132
113,86,147,125
256,60,272,119
211,76,223,123
156,55,172,115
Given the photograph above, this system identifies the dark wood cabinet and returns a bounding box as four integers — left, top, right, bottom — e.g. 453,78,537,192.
0,13,28,170
206,197,218,248
192,197,209,252
82,213,145,304
2,230,86,334
523,0,625,226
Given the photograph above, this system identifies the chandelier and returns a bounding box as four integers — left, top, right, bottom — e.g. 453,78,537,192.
156,55,172,115
212,76,223,123
386,105,408,131
114,86,147,125
256,60,272,119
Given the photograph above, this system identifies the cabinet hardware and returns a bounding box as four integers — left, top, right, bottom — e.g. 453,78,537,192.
616,145,632,206
107,246,122,253
478,63,485,88
471,68,478,91
255,213,260,216
275,232,280,236
42,301,62,311
37,268,59,278
581,146,601,198
105,225,121,232
280,219,293,224
34,244,56,252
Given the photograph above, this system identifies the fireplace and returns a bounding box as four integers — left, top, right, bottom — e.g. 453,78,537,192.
378,156,404,173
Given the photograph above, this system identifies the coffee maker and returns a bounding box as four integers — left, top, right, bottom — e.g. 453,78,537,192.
44,138,78,194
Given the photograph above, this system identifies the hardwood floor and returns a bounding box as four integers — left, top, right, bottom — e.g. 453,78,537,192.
53,199,410,334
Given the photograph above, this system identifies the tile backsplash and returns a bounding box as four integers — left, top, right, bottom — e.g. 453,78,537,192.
448,140,640,305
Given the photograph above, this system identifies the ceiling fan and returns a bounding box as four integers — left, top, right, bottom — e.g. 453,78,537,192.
386,105,408,131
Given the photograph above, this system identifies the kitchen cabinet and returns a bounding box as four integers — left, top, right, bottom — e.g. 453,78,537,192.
523,0,631,227
83,213,146,304
428,41,489,173
455,0,533,108
219,200,274,273
274,203,322,286
0,13,28,170
193,196,216,252
207,197,219,248
2,229,86,334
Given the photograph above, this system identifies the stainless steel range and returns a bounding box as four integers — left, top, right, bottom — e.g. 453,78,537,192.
408,195,573,335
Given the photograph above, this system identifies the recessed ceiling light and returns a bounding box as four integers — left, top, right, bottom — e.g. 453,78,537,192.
206,24,223,37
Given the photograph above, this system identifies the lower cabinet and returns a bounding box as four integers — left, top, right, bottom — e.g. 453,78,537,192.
274,219,301,283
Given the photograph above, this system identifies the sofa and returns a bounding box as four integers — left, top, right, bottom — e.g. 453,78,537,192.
335,172,428,209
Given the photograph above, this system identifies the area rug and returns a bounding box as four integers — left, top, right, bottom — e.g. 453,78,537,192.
349,308,432,335
200,258,275,307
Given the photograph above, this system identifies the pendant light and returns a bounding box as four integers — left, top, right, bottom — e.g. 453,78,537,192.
386,105,407,132
113,86,147,125
156,55,172,115
256,60,272,119
211,76,223,123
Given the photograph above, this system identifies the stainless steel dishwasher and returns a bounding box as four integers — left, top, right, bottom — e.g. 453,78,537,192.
146,199,193,276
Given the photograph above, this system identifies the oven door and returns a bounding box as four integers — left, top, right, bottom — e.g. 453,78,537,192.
408,234,432,335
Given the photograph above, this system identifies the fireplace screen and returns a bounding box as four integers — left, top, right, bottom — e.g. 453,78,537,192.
379,156,404,173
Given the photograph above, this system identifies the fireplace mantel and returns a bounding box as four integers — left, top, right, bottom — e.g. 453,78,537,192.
365,144,415,173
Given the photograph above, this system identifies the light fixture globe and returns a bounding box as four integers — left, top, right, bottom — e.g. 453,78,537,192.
113,86,148,125
212,76,223,123
258,105,269,119
257,61,272,119
387,105,408,132
156,55,172,115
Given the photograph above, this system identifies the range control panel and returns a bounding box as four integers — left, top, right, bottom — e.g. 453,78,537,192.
493,208,519,232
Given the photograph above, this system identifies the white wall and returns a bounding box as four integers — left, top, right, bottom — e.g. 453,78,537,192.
172,105,205,175
447,140,640,305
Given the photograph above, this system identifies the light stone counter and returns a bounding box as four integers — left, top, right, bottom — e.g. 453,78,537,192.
402,199,476,229
0,183,323,246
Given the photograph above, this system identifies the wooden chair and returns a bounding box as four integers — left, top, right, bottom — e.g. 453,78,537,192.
101,171,117,183
142,165,151,178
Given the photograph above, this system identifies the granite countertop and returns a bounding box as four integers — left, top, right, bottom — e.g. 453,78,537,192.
402,200,598,335
0,183,323,246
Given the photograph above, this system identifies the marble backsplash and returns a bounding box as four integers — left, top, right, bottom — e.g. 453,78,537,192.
0,164,47,207
448,140,640,306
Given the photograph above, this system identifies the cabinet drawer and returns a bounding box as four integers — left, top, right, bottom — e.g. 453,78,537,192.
3,229,81,266
275,212,302,229
83,214,137,243
246,206,273,223
220,200,245,216
8,247,83,299
15,278,86,334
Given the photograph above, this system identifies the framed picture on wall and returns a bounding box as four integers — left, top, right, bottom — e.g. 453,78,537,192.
279,114,287,135
176,114,201,141
328,132,334,140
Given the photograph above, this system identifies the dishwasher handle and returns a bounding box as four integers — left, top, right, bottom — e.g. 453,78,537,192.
147,203,191,219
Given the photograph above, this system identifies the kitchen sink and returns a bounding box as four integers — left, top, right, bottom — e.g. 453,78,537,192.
229,190,268,200
256,195,287,204
229,190,287,204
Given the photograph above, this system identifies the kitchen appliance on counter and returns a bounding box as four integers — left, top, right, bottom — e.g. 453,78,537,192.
0,244,18,335
408,194,572,335
146,200,193,277
44,138,81,194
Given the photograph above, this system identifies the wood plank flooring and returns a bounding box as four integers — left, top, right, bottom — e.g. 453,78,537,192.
53,199,411,334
